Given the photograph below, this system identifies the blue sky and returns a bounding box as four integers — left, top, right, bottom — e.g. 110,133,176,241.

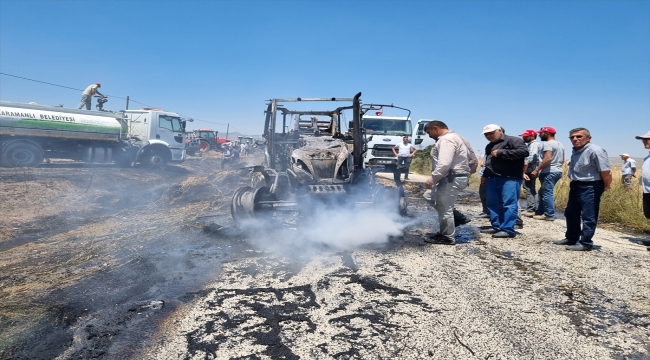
1,0,649,157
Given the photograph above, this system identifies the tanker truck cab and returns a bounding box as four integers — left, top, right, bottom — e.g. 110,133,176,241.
123,109,188,166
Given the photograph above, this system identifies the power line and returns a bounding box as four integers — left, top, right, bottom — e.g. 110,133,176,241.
0,72,154,107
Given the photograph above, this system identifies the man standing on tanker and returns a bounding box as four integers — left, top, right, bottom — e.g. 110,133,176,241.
424,120,478,245
77,82,106,110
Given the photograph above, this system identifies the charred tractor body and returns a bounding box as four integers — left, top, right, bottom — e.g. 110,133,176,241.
231,93,407,222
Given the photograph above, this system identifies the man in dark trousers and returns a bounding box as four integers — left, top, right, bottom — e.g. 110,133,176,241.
553,127,611,251
480,124,529,238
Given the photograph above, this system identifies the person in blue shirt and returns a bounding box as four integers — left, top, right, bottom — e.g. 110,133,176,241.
221,146,233,169
553,127,611,251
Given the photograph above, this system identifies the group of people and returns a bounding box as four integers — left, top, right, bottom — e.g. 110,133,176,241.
221,143,243,169
421,120,650,253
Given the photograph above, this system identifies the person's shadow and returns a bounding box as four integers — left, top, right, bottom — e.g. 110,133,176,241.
622,235,650,246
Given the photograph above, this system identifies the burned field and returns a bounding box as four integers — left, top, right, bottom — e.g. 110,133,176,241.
2,154,650,359
0,154,252,359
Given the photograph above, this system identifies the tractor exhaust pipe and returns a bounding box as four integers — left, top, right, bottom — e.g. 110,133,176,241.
352,92,362,169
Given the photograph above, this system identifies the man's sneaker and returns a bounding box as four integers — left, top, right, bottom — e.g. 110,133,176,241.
522,211,535,217
553,239,575,245
566,243,592,251
404,177,410,180
480,228,498,234
515,222,524,230
492,231,516,238
533,215,554,221
638,239,650,246
455,217,472,226
476,212,490,218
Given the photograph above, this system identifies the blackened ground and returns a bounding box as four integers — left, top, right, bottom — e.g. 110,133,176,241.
0,153,256,359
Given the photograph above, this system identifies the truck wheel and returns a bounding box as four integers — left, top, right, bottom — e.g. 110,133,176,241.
1,142,44,167
199,140,210,152
141,150,167,168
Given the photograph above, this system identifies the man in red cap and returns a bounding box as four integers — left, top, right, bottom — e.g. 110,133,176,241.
530,126,565,221
77,82,106,110
520,129,542,216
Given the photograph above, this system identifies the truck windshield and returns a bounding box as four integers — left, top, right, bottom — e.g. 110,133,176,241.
159,115,183,132
197,131,214,139
364,119,412,136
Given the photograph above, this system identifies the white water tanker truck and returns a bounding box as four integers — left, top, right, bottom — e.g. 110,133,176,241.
0,101,190,167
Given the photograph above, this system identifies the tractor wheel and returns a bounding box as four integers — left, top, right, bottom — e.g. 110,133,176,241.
199,140,210,153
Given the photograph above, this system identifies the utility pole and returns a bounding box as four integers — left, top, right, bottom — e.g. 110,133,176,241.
126,96,130,110
226,123,229,140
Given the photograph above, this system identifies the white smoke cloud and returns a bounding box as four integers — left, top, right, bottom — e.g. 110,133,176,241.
236,202,413,258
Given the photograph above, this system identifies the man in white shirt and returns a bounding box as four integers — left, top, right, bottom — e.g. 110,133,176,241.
392,136,417,181
635,131,650,250
77,82,106,110
620,153,637,189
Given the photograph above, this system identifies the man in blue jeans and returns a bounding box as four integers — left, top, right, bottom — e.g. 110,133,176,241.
530,126,565,221
553,127,611,251
480,124,529,238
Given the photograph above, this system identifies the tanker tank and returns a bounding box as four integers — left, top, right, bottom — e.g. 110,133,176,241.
0,101,124,142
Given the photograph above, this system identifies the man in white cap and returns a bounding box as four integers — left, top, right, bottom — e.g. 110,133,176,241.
77,82,106,110
480,124,529,238
620,153,637,189
635,131,650,250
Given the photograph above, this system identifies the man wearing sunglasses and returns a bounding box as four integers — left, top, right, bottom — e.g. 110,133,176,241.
480,124,529,238
553,128,611,251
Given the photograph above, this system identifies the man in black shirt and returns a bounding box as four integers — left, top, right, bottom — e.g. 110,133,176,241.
480,124,529,238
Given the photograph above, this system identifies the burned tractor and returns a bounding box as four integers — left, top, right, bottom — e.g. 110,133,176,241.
231,93,407,222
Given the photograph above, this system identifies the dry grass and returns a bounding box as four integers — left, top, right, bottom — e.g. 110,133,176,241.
554,165,649,232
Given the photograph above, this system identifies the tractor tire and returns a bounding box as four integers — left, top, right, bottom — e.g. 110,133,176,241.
199,140,210,153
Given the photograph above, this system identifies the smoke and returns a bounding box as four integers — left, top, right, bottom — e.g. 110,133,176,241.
236,200,414,259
